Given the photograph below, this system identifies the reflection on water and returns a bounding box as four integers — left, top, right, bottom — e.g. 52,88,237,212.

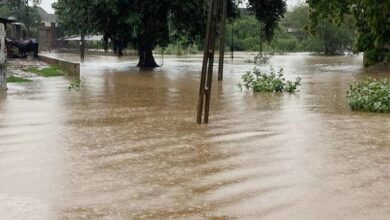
0,53,389,219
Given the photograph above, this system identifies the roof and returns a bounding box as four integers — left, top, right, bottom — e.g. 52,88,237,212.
36,7,57,24
11,22,25,26
0,17,16,24
61,35,104,42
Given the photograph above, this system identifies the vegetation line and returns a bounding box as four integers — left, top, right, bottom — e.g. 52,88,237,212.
25,66,64,77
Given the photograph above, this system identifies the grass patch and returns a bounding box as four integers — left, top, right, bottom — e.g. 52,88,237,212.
7,76,32,83
347,78,390,113
25,66,64,77
238,67,301,93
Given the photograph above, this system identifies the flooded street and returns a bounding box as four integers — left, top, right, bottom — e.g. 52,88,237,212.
0,53,389,219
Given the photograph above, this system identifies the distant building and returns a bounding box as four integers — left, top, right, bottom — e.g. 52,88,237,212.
0,17,26,41
0,17,15,26
36,7,58,51
36,7,58,27
287,28,298,33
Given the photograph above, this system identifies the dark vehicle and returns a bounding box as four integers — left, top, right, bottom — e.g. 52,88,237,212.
5,38,39,59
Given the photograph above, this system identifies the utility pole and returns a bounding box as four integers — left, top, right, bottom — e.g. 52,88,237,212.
25,0,30,38
196,0,227,124
231,20,234,60
217,0,227,82
80,34,85,62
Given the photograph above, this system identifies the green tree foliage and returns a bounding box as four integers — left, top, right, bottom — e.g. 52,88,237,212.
307,0,390,66
0,0,42,32
226,14,301,52
52,0,93,36
282,4,355,55
227,14,262,51
53,0,97,62
247,0,287,41
53,0,287,68
314,19,355,55
225,5,355,55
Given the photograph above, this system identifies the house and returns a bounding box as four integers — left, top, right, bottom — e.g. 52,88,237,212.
36,6,58,27
0,16,25,40
36,7,58,51
0,17,15,26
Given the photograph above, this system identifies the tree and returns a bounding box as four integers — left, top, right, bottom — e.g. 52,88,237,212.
0,0,42,36
247,0,287,41
226,13,262,51
54,0,288,68
53,0,94,62
282,4,355,55
307,0,390,67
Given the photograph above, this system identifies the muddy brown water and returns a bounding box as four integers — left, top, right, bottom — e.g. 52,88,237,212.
0,53,389,219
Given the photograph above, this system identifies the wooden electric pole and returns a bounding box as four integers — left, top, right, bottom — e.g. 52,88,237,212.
25,0,30,38
196,0,227,124
80,34,85,62
217,0,227,82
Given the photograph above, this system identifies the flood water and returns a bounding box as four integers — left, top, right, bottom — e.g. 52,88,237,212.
0,53,389,219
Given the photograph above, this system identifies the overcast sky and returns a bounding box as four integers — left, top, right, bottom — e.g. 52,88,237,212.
38,0,304,14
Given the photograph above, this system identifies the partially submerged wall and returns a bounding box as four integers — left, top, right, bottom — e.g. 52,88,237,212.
57,48,138,57
0,23,6,91
0,65,6,91
38,23,57,52
38,55,80,77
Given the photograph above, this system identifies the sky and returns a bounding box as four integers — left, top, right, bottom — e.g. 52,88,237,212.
38,0,304,14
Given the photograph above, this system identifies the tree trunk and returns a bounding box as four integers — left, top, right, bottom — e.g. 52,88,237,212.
118,47,124,57
103,35,109,52
137,45,159,68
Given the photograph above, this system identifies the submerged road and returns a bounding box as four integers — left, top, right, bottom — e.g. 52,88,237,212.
0,53,389,219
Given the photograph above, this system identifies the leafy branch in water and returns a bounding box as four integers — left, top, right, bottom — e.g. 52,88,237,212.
68,79,81,92
238,67,301,93
347,78,390,113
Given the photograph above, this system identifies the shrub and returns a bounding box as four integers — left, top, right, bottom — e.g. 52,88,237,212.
347,78,390,113
238,67,301,93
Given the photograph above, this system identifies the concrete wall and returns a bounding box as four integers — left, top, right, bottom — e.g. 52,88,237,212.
0,65,6,91
38,23,57,52
38,55,80,77
57,48,138,57
0,24,6,91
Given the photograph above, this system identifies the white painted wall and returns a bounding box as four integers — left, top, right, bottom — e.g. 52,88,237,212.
0,24,5,64
0,23,7,90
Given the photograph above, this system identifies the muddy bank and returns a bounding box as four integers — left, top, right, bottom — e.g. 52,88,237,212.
6,59,49,78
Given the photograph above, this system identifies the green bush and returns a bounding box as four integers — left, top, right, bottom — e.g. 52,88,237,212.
238,67,301,93
347,78,390,113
